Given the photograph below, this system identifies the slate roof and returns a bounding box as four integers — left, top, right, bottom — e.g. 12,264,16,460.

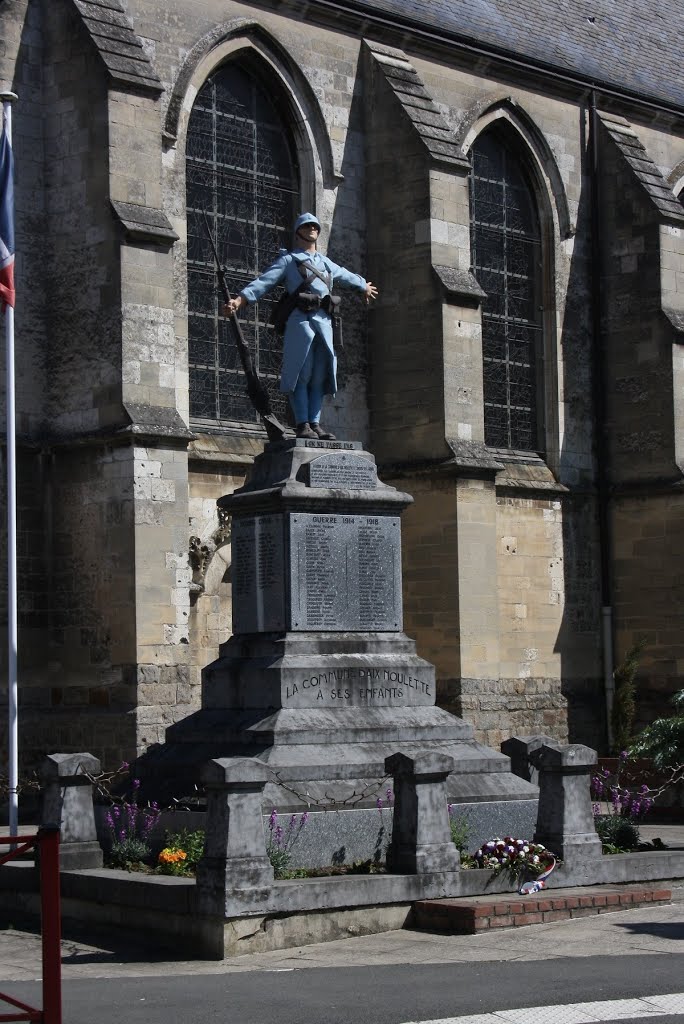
339,0,684,113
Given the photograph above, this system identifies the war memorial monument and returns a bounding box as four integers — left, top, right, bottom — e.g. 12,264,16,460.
146,211,539,863
150,430,538,865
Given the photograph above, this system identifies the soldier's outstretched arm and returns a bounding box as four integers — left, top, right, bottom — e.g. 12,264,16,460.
222,253,289,317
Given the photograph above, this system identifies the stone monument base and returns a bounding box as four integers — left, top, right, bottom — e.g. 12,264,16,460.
139,436,538,862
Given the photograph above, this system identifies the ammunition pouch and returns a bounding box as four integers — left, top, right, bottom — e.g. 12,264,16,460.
296,292,342,316
297,291,321,313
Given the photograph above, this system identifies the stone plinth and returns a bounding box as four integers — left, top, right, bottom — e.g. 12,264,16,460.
530,742,602,866
40,753,103,870
502,734,557,786
196,758,274,915
386,751,460,874
222,438,407,635
144,437,537,856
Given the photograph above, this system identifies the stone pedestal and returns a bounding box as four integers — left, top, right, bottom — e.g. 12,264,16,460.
501,735,556,786
530,742,602,866
40,753,103,869
196,758,274,914
386,752,460,873
146,437,537,858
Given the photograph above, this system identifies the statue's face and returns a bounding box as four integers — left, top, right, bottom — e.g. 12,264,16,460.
296,223,320,244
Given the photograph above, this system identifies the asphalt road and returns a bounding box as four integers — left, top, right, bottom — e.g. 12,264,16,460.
2,952,684,1024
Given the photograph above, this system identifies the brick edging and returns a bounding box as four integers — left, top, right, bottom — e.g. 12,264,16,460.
413,885,672,934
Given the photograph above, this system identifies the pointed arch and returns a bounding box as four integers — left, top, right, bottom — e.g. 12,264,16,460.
464,102,563,465
457,96,572,240
163,18,341,191
184,59,301,425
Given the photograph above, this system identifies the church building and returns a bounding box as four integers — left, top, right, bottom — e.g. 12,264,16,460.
1,0,684,773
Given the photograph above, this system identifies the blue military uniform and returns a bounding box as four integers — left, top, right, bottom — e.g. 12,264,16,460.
238,214,367,428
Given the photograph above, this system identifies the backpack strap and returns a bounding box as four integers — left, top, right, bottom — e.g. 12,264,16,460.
299,260,332,293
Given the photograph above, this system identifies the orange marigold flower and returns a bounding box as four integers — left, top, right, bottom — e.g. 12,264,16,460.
158,847,187,864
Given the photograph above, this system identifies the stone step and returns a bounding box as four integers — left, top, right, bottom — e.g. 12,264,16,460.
413,885,672,934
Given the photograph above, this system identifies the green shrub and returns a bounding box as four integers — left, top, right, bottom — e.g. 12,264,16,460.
109,836,152,868
594,814,640,852
448,814,470,857
612,640,646,754
630,689,684,772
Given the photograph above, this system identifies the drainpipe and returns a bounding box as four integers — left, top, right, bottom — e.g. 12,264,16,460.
589,91,615,751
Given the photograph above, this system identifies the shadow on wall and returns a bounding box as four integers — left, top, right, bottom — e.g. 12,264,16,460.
325,49,371,443
555,105,604,752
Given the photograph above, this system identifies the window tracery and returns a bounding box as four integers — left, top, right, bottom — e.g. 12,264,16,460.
186,62,299,425
470,131,543,452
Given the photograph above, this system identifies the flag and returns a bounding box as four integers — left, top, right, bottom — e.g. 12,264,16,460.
0,109,15,311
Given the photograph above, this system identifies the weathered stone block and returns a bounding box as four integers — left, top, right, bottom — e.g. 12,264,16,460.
196,757,274,914
385,750,460,874
530,742,602,867
40,753,103,869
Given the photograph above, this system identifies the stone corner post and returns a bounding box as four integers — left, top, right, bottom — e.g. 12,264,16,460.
195,757,274,915
40,753,103,870
529,742,602,866
385,751,460,874
501,734,557,784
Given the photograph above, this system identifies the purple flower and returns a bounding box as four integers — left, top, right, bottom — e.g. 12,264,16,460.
269,808,278,831
301,811,310,827
386,788,393,805
592,802,601,816
274,825,284,847
619,750,629,761
376,796,383,811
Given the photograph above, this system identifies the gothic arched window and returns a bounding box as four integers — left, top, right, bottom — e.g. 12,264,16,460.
186,62,299,426
470,130,543,452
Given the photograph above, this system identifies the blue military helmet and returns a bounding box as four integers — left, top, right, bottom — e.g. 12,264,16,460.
294,212,321,233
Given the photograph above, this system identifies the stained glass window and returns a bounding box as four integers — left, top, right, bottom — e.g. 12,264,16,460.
186,63,299,426
470,131,543,452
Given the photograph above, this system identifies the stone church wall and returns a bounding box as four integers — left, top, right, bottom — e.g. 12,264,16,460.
0,0,683,772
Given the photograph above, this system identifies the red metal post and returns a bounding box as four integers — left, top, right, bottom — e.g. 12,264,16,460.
38,827,62,1024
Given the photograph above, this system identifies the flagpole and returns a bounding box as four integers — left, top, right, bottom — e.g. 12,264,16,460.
1,91,18,837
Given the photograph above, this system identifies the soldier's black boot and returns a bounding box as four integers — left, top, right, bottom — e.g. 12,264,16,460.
296,422,318,439
310,423,336,440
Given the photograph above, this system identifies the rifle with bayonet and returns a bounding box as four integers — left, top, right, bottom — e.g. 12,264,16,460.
202,211,288,443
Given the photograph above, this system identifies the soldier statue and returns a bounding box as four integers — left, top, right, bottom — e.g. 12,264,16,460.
224,212,378,440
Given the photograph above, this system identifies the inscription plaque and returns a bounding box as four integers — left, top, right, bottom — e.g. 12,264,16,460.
232,514,286,633
309,453,377,490
281,665,433,707
290,513,402,631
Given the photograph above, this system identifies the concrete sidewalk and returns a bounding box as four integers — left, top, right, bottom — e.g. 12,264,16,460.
2,820,682,982
1,882,683,982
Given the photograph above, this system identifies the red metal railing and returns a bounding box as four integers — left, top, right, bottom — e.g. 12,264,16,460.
0,828,62,1024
